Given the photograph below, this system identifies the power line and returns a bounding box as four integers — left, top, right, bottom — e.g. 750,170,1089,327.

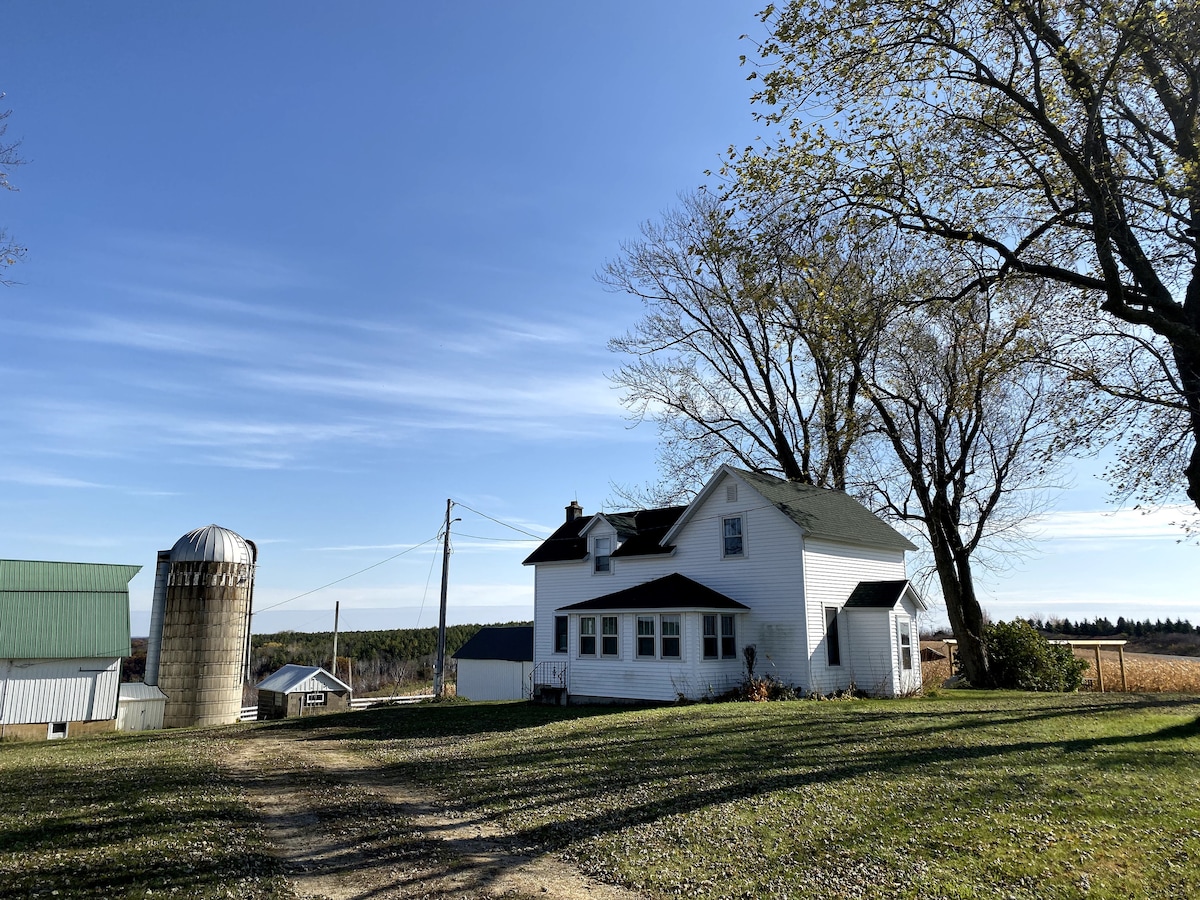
254,535,440,614
451,500,548,540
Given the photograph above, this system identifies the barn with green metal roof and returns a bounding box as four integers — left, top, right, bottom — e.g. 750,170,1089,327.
0,559,140,741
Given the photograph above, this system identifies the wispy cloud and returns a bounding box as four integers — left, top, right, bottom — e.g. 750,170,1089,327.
1030,505,1198,542
0,467,111,489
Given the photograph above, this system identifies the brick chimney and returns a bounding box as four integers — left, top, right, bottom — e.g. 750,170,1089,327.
565,500,583,523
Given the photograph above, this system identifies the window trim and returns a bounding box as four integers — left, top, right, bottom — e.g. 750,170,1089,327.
720,613,737,659
305,692,326,706
898,619,913,671
593,536,613,574
660,614,681,659
721,515,745,559
702,614,737,660
702,614,719,660
601,615,620,657
636,615,656,658
579,615,597,656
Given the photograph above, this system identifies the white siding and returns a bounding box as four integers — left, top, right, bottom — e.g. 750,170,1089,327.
0,658,121,724
563,611,743,702
116,694,166,732
456,660,534,701
803,538,907,695
845,610,900,696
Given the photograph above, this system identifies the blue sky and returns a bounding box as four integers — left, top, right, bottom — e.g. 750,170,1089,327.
3,2,1197,637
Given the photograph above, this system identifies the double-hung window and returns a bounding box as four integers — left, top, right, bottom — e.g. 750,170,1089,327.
637,616,656,658
703,614,737,660
660,615,681,659
593,537,612,573
601,615,619,657
580,616,597,656
722,516,744,558
898,620,913,670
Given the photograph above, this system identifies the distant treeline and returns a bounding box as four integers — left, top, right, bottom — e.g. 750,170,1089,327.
1028,616,1197,637
250,621,532,692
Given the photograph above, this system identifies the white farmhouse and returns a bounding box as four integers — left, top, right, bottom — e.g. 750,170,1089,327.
524,466,925,702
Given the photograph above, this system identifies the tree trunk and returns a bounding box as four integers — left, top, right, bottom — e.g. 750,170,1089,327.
928,522,992,687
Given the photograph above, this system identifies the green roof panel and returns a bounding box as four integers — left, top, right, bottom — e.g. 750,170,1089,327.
0,560,140,658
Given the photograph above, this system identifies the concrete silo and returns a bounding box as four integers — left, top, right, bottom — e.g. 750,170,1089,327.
144,525,257,728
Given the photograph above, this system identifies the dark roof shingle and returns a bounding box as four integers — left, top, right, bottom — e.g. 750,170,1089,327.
843,580,911,609
557,573,750,611
728,468,917,551
452,625,534,661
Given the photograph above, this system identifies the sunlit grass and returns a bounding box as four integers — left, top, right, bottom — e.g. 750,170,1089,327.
327,692,1200,899
2,693,1197,899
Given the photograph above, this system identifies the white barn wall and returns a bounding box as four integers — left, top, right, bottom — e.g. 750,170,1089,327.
456,660,533,701
0,658,121,725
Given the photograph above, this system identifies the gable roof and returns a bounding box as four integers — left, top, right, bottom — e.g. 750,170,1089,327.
452,625,534,662
843,579,928,611
522,506,686,565
256,664,350,694
663,466,917,552
557,573,750,612
0,560,140,658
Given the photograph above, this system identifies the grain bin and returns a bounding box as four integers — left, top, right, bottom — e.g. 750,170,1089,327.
145,525,257,728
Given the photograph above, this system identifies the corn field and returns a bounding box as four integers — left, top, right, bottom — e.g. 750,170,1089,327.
920,642,1200,693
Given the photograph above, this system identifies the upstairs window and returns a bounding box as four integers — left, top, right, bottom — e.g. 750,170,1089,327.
722,516,744,558
593,536,612,573
826,607,842,667
637,616,656,657
601,615,619,657
579,616,597,656
554,615,568,654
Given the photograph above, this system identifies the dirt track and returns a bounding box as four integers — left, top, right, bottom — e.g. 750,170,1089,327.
227,734,643,900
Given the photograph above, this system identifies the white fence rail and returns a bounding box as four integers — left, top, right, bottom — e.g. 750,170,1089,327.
239,694,433,721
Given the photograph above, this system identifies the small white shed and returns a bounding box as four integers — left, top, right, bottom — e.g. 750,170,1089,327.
453,626,534,701
116,682,168,732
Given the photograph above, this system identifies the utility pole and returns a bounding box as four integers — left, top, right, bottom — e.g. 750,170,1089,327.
332,600,340,680
434,499,453,698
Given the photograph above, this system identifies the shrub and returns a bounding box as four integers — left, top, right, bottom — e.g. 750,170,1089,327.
985,620,1089,691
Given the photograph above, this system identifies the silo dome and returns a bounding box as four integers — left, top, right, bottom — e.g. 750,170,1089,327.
170,524,254,565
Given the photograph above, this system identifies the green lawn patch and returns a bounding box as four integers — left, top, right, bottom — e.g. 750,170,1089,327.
298,692,1200,900
0,730,296,900
1,694,1196,899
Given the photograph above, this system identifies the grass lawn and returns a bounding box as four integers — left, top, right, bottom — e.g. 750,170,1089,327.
1,692,1197,899
299,691,1200,899
0,730,296,900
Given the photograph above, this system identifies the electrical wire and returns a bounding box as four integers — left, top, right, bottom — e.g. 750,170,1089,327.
252,535,440,614
451,500,548,540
